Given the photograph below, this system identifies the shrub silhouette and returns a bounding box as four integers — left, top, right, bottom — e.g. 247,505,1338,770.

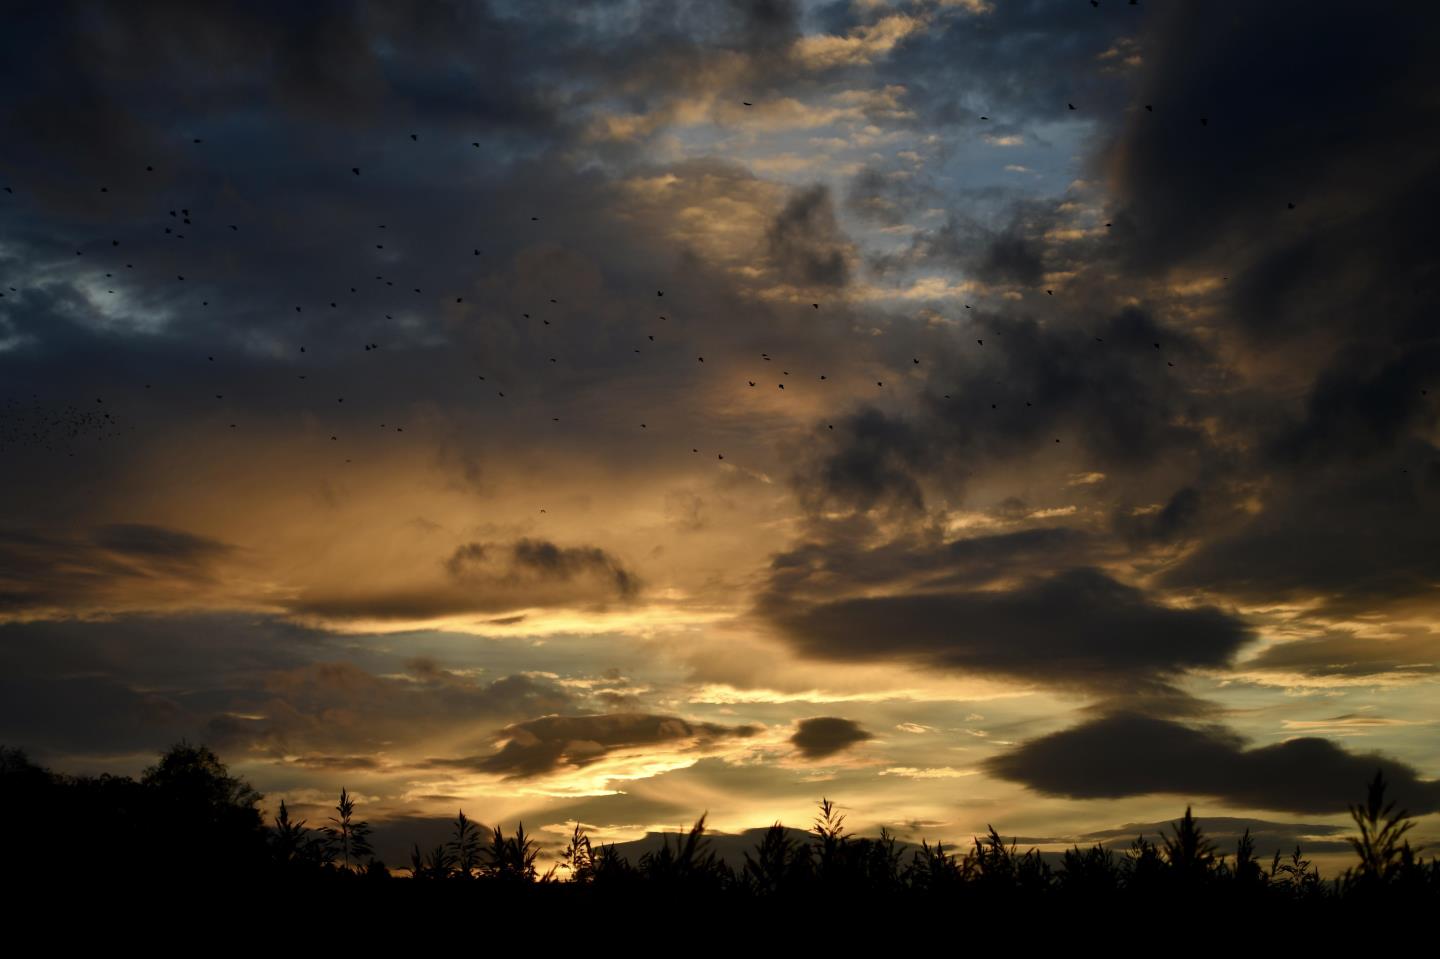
448,809,484,879
323,786,374,873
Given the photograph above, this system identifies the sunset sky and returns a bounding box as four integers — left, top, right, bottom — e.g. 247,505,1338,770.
2,1,1437,870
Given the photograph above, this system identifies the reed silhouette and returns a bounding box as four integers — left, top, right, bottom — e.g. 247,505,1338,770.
2,742,1436,909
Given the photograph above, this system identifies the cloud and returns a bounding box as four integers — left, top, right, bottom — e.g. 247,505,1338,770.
762,566,1253,695
1243,630,1440,680
428,713,761,779
0,613,574,759
765,184,855,289
287,537,640,623
1162,461,1440,610
1075,817,1351,855
0,525,234,618
789,716,873,759
792,14,925,70
985,712,1440,815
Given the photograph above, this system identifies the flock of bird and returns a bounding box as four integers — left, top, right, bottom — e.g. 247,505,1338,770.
2,80,1247,477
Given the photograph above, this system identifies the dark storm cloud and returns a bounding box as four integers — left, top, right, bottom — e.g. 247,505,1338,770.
777,3,1440,646
1111,485,1207,546
1107,3,1440,296
0,525,233,615
289,537,639,621
798,407,933,514
762,566,1253,695
728,0,801,55
768,525,1098,600
210,662,574,758
0,0,564,194
790,716,872,759
846,166,927,227
1162,460,1440,609
0,613,574,761
875,0,1136,130
91,523,232,564
507,538,639,598
1244,629,1440,679
986,712,1440,815
423,713,760,779
765,185,854,288
891,201,1053,288
795,304,1218,520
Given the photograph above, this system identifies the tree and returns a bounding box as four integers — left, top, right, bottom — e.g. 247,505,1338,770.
141,741,266,873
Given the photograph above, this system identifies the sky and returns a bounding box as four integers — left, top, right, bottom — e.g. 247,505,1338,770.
2,0,1437,871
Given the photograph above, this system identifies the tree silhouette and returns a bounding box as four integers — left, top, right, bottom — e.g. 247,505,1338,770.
140,741,266,875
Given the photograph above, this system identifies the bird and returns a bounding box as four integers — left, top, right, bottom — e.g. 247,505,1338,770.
352,167,360,175
410,133,418,140
1068,103,1076,110
742,101,753,107
1287,201,1295,210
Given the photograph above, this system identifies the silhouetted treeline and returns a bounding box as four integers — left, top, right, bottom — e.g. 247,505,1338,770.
2,743,1436,909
